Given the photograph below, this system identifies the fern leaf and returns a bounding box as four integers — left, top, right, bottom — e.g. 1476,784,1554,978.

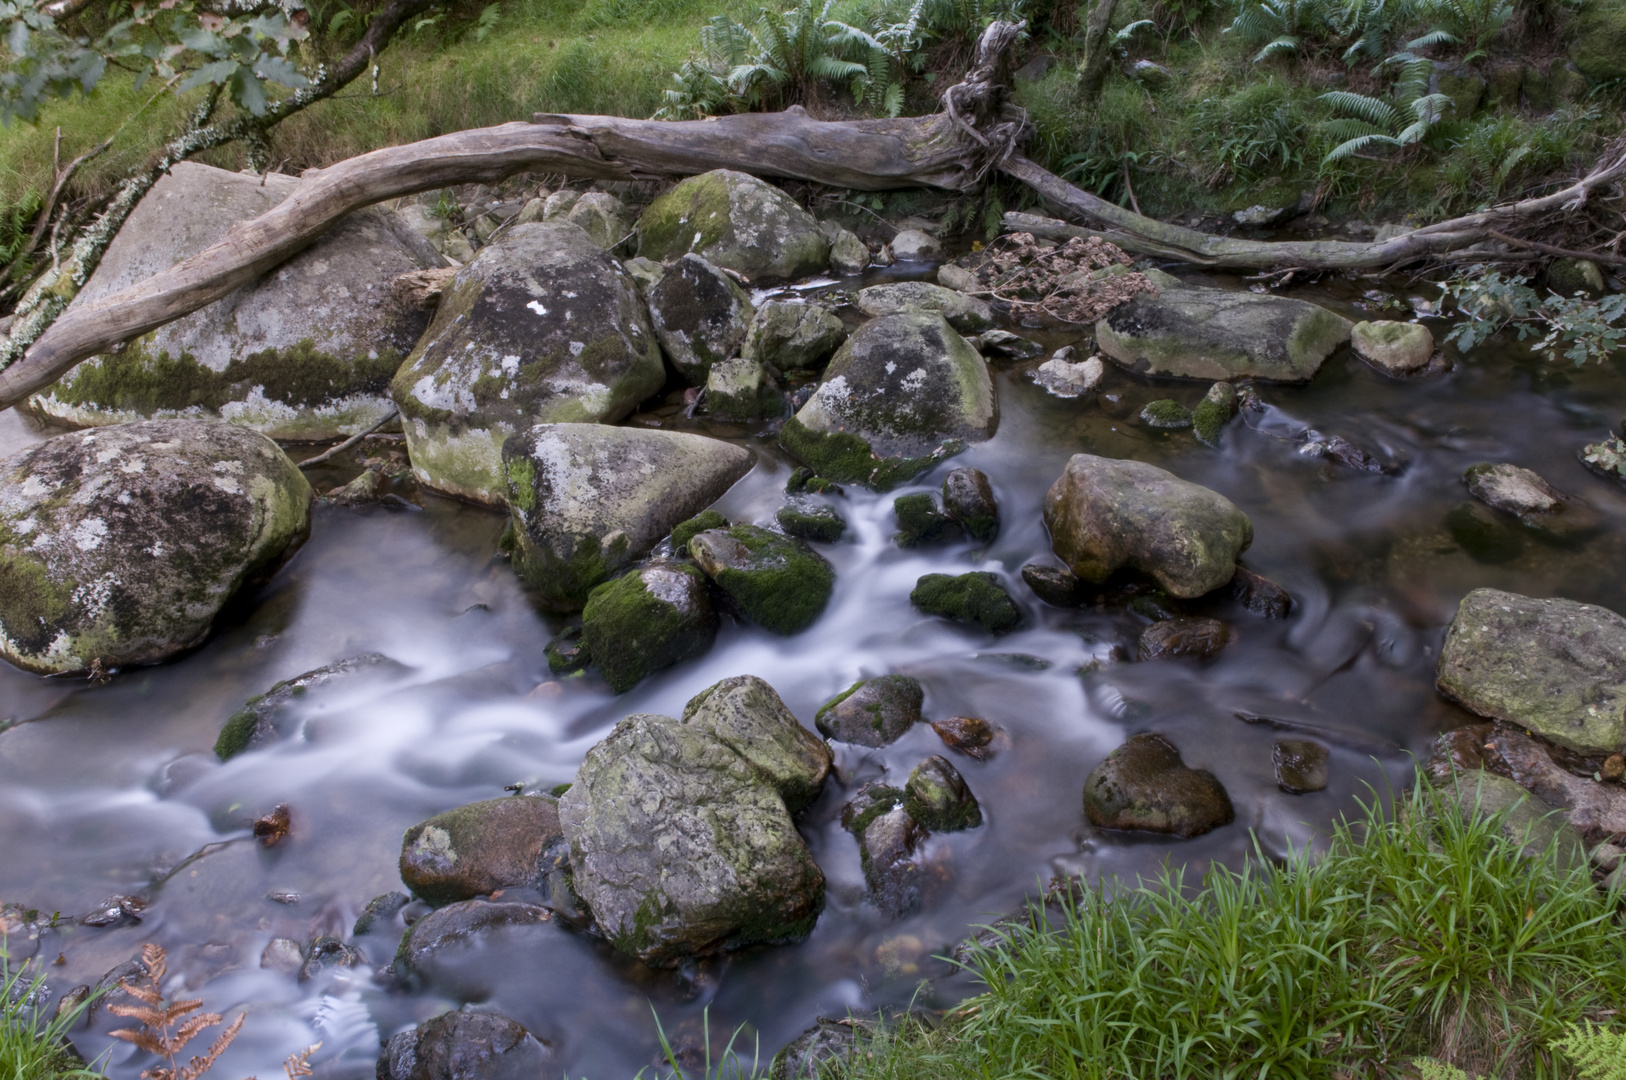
883,80,904,116
1405,27,1458,48
1319,90,1398,126
1324,117,1387,139
178,1014,243,1080
1253,35,1302,61
1324,132,1400,161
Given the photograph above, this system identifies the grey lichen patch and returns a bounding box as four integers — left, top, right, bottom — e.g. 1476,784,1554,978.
636,170,829,285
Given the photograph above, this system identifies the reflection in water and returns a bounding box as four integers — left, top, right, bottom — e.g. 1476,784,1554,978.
4,294,1626,1078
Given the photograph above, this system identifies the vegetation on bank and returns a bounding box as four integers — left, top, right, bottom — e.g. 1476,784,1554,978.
1,953,100,1080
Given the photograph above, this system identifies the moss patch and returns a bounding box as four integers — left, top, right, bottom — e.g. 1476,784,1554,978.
1192,399,1230,446
778,417,950,492
1141,399,1193,429
671,509,729,551
692,524,834,635
910,572,1022,635
581,562,715,692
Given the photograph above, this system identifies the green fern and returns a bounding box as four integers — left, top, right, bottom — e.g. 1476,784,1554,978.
1550,1022,1626,1080
1406,0,1512,57
1226,0,1343,61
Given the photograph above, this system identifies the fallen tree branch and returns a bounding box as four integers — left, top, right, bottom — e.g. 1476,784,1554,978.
1484,228,1626,269
297,407,398,467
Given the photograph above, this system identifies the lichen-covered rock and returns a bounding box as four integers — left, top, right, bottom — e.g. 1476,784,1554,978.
824,223,869,277
392,222,666,504
29,163,436,441
854,282,993,333
558,675,831,966
910,572,1021,634
1272,740,1328,794
1436,588,1626,756
1096,288,1351,383
1044,454,1253,599
216,653,400,760
394,899,555,981
741,301,847,370
892,492,961,547
1083,733,1234,838
941,467,998,543
814,674,923,747
840,786,923,916
1351,320,1433,375
904,755,981,831
648,255,755,385
770,1019,859,1080
776,502,846,542
378,1009,552,1080
1139,617,1231,661
0,421,310,675
400,796,565,907
637,170,829,285
704,357,785,422
581,560,717,692
502,424,752,610
1463,462,1599,540
688,524,835,635
779,313,997,490
542,189,632,249
1569,0,1626,80
889,229,941,262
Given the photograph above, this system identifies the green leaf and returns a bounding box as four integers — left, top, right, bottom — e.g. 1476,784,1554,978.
229,61,268,114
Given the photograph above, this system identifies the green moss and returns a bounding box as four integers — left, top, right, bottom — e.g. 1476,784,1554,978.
0,550,74,659
214,703,265,761
671,509,728,551
844,785,906,836
581,562,715,692
785,467,843,496
702,525,834,635
545,625,591,675
637,172,732,262
505,458,537,512
776,503,845,543
1192,399,1231,446
893,493,960,548
549,782,572,797
1141,399,1194,429
910,572,1021,635
778,417,948,492
512,529,624,612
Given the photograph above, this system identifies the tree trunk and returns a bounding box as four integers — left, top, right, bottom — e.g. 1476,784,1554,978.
1076,0,1122,108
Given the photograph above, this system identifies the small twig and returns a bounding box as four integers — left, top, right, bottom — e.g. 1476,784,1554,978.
297,407,399,468
1485,228,1626,268
1121,160,1141,217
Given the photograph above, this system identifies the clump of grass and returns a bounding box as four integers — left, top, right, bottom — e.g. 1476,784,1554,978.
2,949,104,1080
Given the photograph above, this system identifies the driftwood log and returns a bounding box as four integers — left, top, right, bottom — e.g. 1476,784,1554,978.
0,19,1622,413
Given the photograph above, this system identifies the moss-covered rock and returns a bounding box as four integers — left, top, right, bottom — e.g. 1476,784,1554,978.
542,189,632,249
785,468,843,496
0,420,311,675
399,795,565,907
1432,64,1485,117
28,163,433,441
1140,399,1192,429
688,524,835,635
1570,0,1626,79
216,653,399,760
1544,257,1608,298
814,674,923,747
648,254,756,385
1192,382,1238,446
892,492,961,547
743,301,847,370
392,222,666,504
854,282,993,333
558,675,831,966
502,424,752,610
704,357,786,422
776,502,846,542
779,312,997,490
581,560,718,692
941,467,998,544
1083,733,1234,838
636,170,829,285
1351,320,1434,375
671,510,729,551
544,625,591,675
378,1009,553,1080
904,755,981,832
909,572,1021,634
840,784,923,916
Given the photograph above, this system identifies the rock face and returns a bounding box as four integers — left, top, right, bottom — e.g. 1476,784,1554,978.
910,572,1022,634
1083,733,1234,838
1436,588,1626,756
0,421,310,675
742,301,847,370
558,675,832,966
378,1009,552,1080
854,282,993,333
1095,288,1351,383
1463,462,1598,540
1570,0,1626,79
779,313,997,490
392,222,666,504
814,675,924,747
1043,454,1253,599
647,255,756,384
502,424,752,610
215,653,399,760
688,525,835,635
29,163,436,441
400,796,565,907
637,170,829,284
1351,320,1433,375
580,560,717,692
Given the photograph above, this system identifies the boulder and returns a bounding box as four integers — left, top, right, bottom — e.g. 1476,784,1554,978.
647,255,756,385
28,163,435,441
1139,617,1231,661
1569,0,1626,80
400,796,565,907
1463,462,1599,540
779,313,997,490
941,467,998,543
378,1009,552,1080
910,572,1021,634
637,170,829,284
1272,740,1328,794
903,755,981,831
890,229,942,262
776,502,846,543
854,282,993,333
215,653,400,760
814,674,924,747
542,189,632,249
394,899,555,981
1436,588,1626,756
0,420,310,675
892,493,961,547
1545,257,1607,298
1095,288,1351,383
824,223,869,277
580,560,717,692
840,786,924,916
1191,382,1238,446
1043,454,1253,599
1021,563,1092,608
1351,320,1434,375
502,424,752,610
391,222,666,504
704,357,786,422
688,524,835,635
1083,733,1234,838
1033,349,1103,398
558,675,831,965
741,301,847,370
931,715,996,760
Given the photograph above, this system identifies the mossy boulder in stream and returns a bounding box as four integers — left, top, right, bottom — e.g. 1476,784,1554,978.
647,254,756,384
941,467,998,543
1095,287,1351,383
581,560,718,692
558,675,832,966
688,524,835,634
0,420,311,675
502,424,752,610
910,572,1022,634
704,357,786,422
904,755,981,831
779,313,997,490
27,162,436,441
815,674,924,747
216,653,402,759
1083,733,1234,838
1436,588,1626,756
1044,454,1253,599
392,222,666,504
636,170,829,285
742,301,847,370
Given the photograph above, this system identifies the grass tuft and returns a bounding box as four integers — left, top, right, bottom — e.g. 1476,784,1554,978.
1,950,103,1080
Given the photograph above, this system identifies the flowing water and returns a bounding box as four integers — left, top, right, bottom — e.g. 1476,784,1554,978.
5,269,1626,1079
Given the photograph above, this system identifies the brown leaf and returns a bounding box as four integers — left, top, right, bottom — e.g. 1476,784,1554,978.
253,805,291,847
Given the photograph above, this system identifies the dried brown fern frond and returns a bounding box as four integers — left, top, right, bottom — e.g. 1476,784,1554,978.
179,1013,245,1080
107,944,245,1080
283,1041,321,1080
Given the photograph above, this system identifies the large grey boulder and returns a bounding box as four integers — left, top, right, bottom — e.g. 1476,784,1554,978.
647,255,755,384
580,559,717,692
558,675,832,966
502,423,752,610
378,1010,552,1080
392,222,666,504
399,796,565,907
542,189,632,249
29,162,436,441
1436,588,1626,756
1083,733,1234,838
779,313,996,490
741,301,847,370
1043,454,1252,599
0,420,311,675
637,170,829,285
1095,287,1352,383
854,282,993,333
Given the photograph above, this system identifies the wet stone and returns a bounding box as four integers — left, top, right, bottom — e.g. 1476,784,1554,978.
1272,740,1329,794
1445,502,1525,563
841,786,923,917
378,1009,552,1080
298,936,363,983
910,572,1022,635
941,467,999,544
1033,348,1103,398
904,755,982,832
216,654,400,761
400,796,565,907
394,899,554,982
770,1018,859,1080
1083,733,1235,838
815,675,924,748
260,937,303,975
1139,617,1231,661
785,467,843,496
354,892,411,936
1463,462,1600,541
544,626,590,676
893,493,962,548
776,503,847,543
1021,563,1092,608
1230,566,1292,618
932,716,997,760
688,524,835,635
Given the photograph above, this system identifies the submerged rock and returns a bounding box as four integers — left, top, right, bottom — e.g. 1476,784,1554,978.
0,420,311,675
892,492,961,548
1043,454,1253,599
1096,288,1351,383
378,1009,552,1080
910,572,1021,634
1020,563,1092,607
1138,617,1231,661
1083,733,1234,838
854,282,993,333
779,313,997,490
1351,320,1433,375
581,560,717,692
647,254,756,385
688,524,835,635
216,653,399,760
941,467,998,543
502,424,751,610
841,786,924,916
392,222,666,504
1272,740,1328,794
776,502,847,543
400,796,565,907
904,755,981,831
814,674,924,747
1462,462,1599,540
637,170,829,284
558,675,831,966
394,899,554,981
742,301,848,370
29,163,434,441
1230,566,1292,618
932,715,997,760
1437,588,1626,756
298,937,363,983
